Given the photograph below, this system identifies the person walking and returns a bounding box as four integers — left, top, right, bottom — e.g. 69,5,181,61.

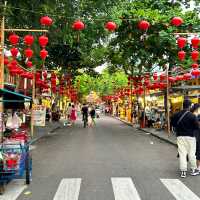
89,106,96,127
82,103,88,127
70,105,77,125
171,99,200,178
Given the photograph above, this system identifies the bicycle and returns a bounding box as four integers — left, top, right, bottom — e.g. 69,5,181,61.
83,114,88,128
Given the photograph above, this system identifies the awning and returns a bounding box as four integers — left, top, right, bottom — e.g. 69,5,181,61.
0,88,32,109
0,88,32,102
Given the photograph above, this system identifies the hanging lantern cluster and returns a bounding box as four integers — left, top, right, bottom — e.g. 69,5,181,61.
39,35,48,60
176,35,200,79
51,72,57,93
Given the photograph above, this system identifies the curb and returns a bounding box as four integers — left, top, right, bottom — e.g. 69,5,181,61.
30,125,61,145
138,128,177,147
115,117,177,147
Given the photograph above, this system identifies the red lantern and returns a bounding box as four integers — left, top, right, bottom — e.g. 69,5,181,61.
27,73,33,79
24,48,33,58
178,50,186,61
176,75,183,81
10,47,18,57
105,21,117,31
171,17,183,26
191,37,200,49
43,71,48,79
72,20,85,31
192,63,198,69
4,57,9,65
183,73,192,80
138,20,150,31
177,37,187,49
10,59,17,66
160,73,166,81
39,35,48,48
24,35,34,46
153,72,158,80
21,72,29,79
191,69,200,76
35,72,40,80
191,50,199,62
40,16,53,26
168,76,176,82
26,60,33,68
9,34,19,46
40,49,48,60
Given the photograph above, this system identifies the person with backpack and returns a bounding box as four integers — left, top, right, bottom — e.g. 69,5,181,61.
171,99,200,178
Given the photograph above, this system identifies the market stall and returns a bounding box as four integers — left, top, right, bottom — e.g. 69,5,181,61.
0,88,32,194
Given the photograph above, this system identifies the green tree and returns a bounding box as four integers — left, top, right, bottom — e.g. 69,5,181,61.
75,70,127,97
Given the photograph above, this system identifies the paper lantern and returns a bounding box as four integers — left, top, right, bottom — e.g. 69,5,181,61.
160,73,166,81
191,69,200,76
26,60,33,68
10,47,19,57
178,50,186,61
176,75,183,81
39,35,48,48
192,63,198,69
40,16,53,26
153,72,158,80
24,35,34,46
183,73,192,80
9,34,19,46
40,49,48,60
72,20,85,31
105,21,117,31
4,57,9,65
43,71,48,79
177,37,187,49
168,76,176,82
24,48,33,58
138,20,150,31
191,37,200,49
171,17,183,26
191,50,199,62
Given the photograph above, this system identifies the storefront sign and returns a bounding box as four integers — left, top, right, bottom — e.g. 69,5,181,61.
32,105,46,126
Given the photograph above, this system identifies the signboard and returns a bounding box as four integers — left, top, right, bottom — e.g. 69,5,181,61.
32,105,46,126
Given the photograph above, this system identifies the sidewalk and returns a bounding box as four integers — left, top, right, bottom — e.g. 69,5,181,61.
115,117,177,147
30,121,63,144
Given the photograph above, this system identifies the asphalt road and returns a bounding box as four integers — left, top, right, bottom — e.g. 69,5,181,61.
12,116,200,200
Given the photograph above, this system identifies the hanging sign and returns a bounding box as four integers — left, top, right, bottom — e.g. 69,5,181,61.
32,104,46,126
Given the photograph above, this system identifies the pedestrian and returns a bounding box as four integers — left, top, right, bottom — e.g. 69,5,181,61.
191,104,200,171
171,99,200,178
70,105,77,125
89,106,96,127
66,103,72,124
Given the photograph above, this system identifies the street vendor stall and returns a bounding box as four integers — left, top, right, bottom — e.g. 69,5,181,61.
0,87,32,194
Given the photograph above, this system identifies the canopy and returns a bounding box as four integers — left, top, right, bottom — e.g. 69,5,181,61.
0,88,32,109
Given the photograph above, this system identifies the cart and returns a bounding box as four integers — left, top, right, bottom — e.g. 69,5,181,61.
0,87,32,194
0,141,32,193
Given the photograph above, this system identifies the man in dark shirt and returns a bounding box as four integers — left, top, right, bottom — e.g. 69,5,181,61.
171,100,199,178
81,104,88,122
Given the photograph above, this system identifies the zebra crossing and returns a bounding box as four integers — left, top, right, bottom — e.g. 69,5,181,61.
1,177,200,200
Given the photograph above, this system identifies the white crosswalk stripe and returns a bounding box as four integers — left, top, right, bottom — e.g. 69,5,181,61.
161,179,200,200
111,177,141,200
1,177,200,200
0,179,27,200
53,178,81,200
